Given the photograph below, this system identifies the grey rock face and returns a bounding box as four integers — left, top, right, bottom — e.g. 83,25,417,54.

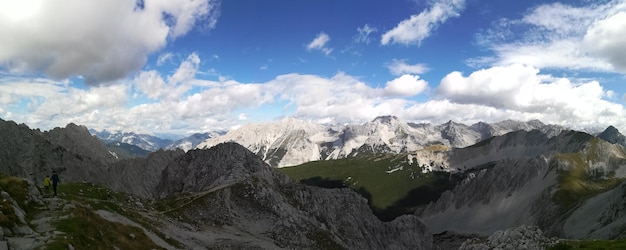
598,125,626,148
102,149,185,198
459,225,559,250
0,119,110,184
45,123,117,165
418,156,558,235
157,142,434,249
419,129,626,240
563,180,626,239
285,184,433,249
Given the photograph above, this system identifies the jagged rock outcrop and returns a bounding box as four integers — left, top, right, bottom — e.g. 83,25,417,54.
0,119,110,184
157,142,433,249
598,125,626,149
45,123,117,165
102,149,185,198
459,225,559,250
0,176,44,238
440,120,481,148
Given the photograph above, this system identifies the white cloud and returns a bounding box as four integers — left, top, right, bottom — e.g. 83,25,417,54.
0,77,130,130
134,53,200,101
582,11,626,72
306,32,333,55
0,0,220,85
434,64,625,128
476,1,626,73
478,40,612,71
384,74,428,97
386,59,429,75
381,0,465,46
354,24,377,44
3,56,626,135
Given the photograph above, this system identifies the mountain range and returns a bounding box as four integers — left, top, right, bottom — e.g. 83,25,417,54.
0,118,433,249
2,117,626,249
197,116,565,167
89,129,223,158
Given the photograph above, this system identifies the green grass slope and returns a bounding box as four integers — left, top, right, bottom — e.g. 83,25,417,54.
278,153,462,221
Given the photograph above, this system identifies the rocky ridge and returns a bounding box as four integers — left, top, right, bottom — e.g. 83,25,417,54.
417,129,626,240
155,142,433,249
0,119,111,184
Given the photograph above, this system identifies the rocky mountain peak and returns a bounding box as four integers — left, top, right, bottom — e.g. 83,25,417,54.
598,125,626,149
157,142,287,197
372,115,400,125
599,125,620,139
45,123,117,165
527,119,545,127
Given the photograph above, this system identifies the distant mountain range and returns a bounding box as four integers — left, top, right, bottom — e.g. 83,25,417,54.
89,129,224,158
197,116,565,167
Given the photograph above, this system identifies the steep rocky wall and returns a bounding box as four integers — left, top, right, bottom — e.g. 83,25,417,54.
102,149,185,198
563,181,626,239
0,119,109,185
418,156,559,235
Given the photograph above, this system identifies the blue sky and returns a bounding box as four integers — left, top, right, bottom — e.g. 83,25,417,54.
1,0,626,135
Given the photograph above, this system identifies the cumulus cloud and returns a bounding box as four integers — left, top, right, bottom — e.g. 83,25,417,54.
381,0,465,46
475,0,626,73
3,54,626,135
0,76,130,130
306,32,333,55
268,73,410,122
582,11,626,72
134,53,200,100
0,0,220,85
434,64,625,128
384,74,428,97
386,59,429,75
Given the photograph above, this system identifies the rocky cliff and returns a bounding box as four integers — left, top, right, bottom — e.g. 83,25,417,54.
0,119,111,184
417,129,626,240
157,142,433,249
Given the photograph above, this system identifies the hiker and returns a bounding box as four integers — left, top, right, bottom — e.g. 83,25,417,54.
51,171,60,197
43,175,51,195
